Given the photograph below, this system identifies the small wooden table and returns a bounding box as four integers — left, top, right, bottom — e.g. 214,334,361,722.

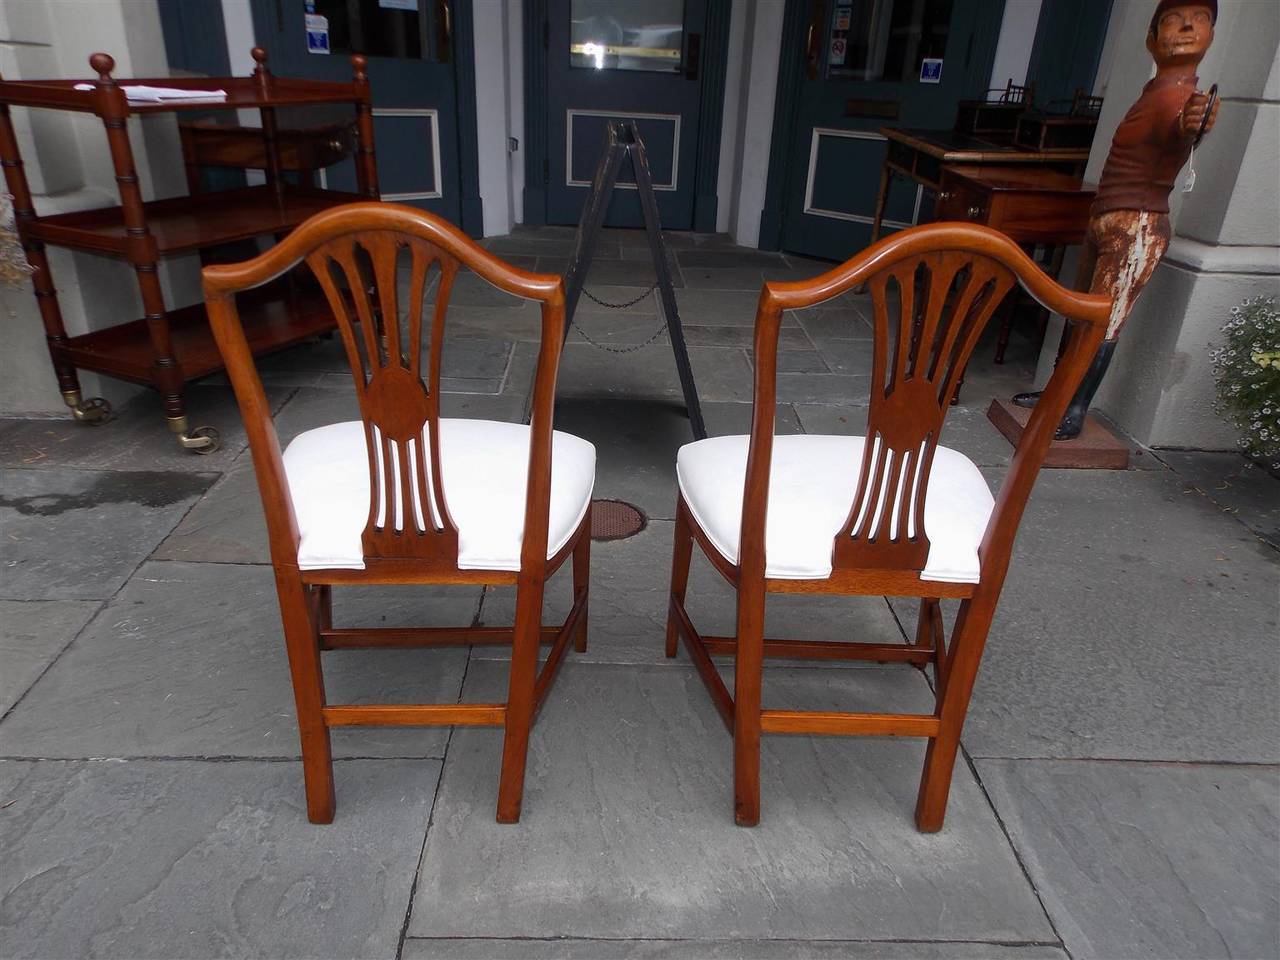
871,127,1090,241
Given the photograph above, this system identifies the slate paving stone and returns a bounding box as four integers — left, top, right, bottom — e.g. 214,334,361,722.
1157,449,1280,548
795,402,1016,468
0,600,100,716
774,349,831,373
701,399,803,438
893,469,1280,763
675,289,786,327
775,372,871,405
476,519,911,667
450,269,531,308
445,302,545,342
683,324,812,350
404,938,1069,959
583,259,684,289
552,343,755,403
0,467,216,601
676,248,788,269
0,382,290,473
679,266,769,290
409,660,1053,942
795,306,874,342
975,759,1280,960
566,309,669,346
153,461,266,564
0,561,474,760
0,757,438,960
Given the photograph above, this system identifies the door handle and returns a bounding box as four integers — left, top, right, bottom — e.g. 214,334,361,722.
685,33,701,81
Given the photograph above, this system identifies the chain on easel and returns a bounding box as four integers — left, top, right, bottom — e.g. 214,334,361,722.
572,281,670,354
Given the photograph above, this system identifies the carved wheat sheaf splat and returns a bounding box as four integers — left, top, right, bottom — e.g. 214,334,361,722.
834,251,1014,571
306,231,460,562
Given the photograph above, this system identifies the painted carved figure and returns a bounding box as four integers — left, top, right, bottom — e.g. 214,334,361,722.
1017,0,1219,438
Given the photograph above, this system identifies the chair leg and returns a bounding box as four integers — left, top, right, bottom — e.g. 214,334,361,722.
278,576,335,824
496,572,546,824
665,498,694,658
733,581,766,826
572,512,591,653
915,597,993,833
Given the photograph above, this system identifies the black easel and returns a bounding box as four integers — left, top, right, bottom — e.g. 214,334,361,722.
562,121,706,440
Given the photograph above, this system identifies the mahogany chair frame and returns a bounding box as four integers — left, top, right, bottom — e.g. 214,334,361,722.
665,223,1111,831
203,202,589,824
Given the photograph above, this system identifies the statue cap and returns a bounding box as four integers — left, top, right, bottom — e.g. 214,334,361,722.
1149,0,1217,35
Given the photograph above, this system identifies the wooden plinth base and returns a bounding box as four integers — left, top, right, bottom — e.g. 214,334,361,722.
987,398,1130,470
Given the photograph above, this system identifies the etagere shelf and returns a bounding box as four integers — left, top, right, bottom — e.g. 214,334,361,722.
0,47,379,451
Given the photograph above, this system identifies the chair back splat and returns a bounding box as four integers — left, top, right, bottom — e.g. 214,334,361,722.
749,223,1111,589
308,232,458,561
841,253,1013,572
203,202,566,578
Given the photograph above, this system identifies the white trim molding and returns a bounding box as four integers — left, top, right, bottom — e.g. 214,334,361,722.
371,107,444,201
565,108,681,191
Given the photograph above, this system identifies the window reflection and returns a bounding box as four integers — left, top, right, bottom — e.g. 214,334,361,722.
825,0,953,82
570,0,685,73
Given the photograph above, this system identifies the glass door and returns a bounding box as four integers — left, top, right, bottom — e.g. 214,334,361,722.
253,0,463,223
545,0,709,228
778,0,994,259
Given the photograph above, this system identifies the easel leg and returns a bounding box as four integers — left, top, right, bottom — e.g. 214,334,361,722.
630,126,707,440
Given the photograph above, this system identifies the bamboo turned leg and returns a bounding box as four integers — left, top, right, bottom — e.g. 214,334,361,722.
496,572,546,823
276,574,335,824
572,509,591,653
733,582,766,826
665,499,694,658
0,100,110,424
914,597,992,832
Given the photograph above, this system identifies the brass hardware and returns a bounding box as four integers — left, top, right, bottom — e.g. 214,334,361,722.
938,190,953,201
967,204,983,219
62,389,112,425
167,415,221,454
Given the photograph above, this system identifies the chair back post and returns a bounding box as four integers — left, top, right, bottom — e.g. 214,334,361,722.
205,291,303,574
748,223,1111,583
976,313,1106,594
739,289,784,581
518,289,568,575
202,202,565,573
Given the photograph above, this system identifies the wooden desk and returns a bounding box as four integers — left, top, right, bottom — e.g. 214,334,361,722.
871,127,1090,241
934,165,1096,245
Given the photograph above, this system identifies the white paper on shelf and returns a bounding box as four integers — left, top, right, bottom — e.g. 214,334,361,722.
73,83,228,102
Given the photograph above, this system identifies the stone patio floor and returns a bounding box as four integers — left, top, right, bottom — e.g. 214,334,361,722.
1,226,1277,960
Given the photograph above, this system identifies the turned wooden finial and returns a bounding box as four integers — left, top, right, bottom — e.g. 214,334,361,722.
351,54,368,81
251,46,269,70
88,53,117,83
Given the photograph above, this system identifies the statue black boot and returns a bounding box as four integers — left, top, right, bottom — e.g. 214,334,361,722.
1055,339,1117,440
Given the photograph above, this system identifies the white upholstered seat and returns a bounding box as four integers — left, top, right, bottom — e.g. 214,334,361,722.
283,419,595,572
676,434,993,583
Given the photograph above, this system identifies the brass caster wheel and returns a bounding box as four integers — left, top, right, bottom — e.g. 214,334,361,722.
177,425,221,454
62,391,113,425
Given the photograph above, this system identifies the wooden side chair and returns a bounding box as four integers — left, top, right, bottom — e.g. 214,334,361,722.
202,202,595,824
665,223,1110,831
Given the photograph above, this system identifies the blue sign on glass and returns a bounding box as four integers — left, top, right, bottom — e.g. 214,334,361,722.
919,58,943,84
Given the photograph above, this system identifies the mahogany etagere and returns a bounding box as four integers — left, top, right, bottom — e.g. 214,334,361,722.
0,48,379,451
